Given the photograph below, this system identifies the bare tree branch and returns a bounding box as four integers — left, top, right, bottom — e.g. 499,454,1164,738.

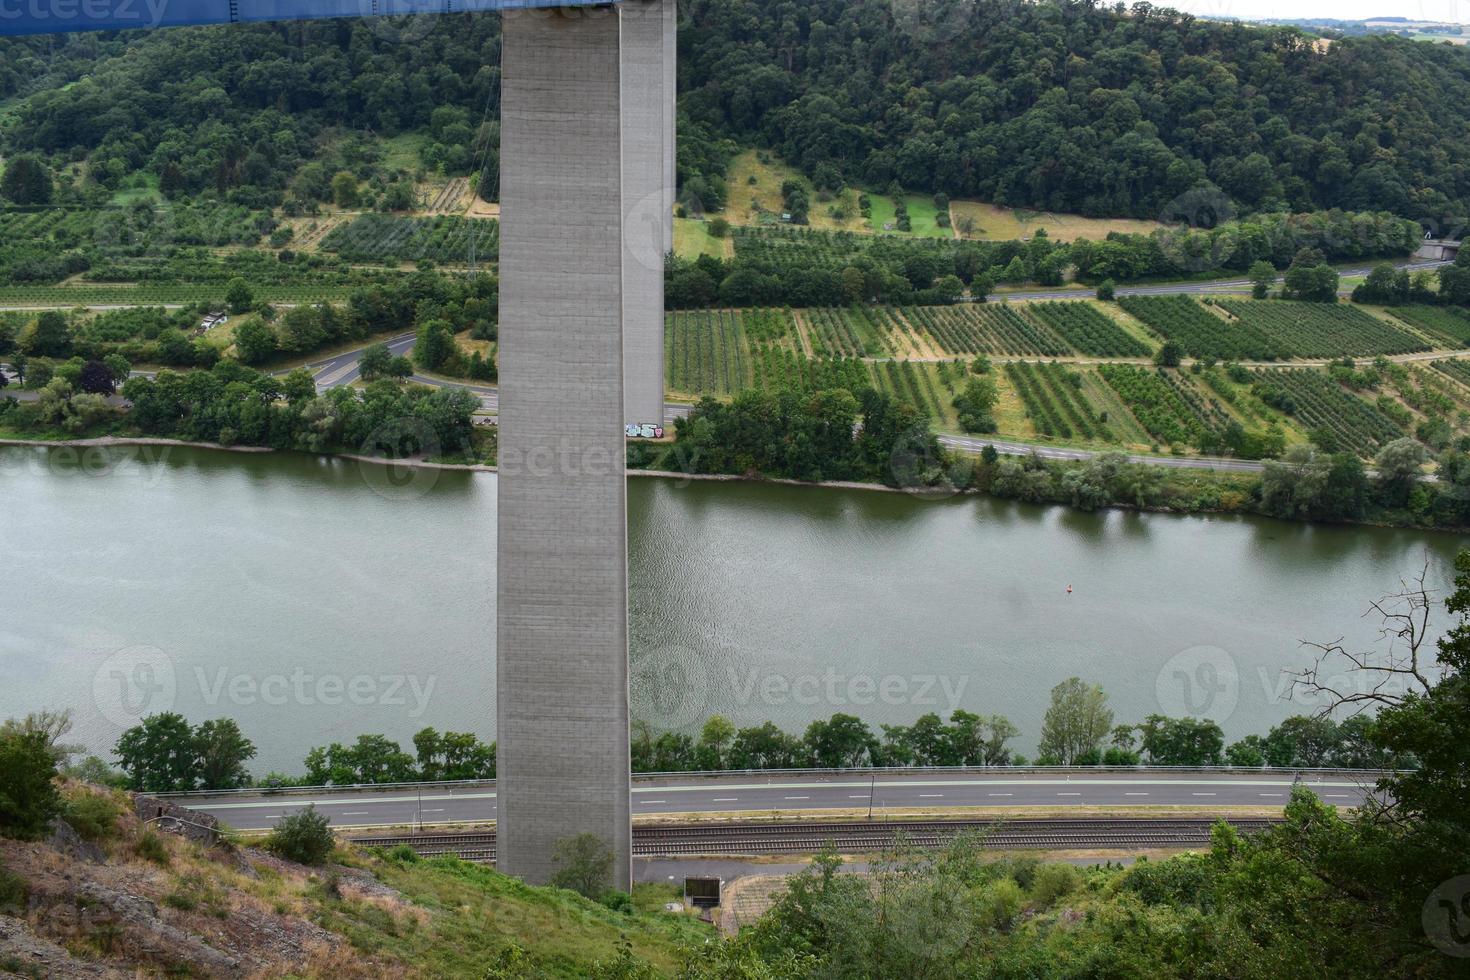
1287,556,1444,716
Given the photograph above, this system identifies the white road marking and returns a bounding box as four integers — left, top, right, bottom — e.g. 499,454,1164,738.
712,798,739,802
919,794,943,798
989,793,1013,797
641,800,666,804
784,796,810,800
1057,792,1081,796
1192,793,1216,797
1125,792,1148,796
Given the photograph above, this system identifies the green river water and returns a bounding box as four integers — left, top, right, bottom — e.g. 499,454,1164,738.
1,443,1462,773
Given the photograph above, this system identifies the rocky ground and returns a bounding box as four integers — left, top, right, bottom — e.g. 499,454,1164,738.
0,786,412,979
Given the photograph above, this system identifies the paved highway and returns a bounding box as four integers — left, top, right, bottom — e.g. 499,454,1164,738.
176,770,1383,832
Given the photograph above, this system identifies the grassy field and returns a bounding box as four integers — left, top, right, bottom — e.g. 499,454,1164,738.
724,149,864,233
380,132,428,171
108,174,161,206
949,200,1164,242
866,193,950,238
673,217,733,260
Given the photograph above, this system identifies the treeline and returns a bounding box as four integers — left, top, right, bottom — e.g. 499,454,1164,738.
229,271,497,369
635,697,1405,773
681,0,1470,227
80,687,1405,794
0,358,478,458
1355,248,1470,306
975,440,1470,530
667,210,1417,308
658,386,946,487
0,269,497,376
629,382,1470,529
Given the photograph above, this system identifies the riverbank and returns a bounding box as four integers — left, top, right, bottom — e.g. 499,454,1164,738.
3,430,1465,532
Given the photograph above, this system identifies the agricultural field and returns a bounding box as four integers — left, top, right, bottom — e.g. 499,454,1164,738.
1386,305,1470,347
948,201,1163,242
1096,364,1210,447
729,225,965,275
1251,368,1406,454
0,201,267,251
800,307,887,357
866,306,937,357
752,349,870,394
866,359,954,422
903,304,1068,356
1005,361,1115,442
1022,301,1152,357
730,226,872,272
1431,357,1470,390
1119,295,1429,360
320,214,499,265
1213,299,1428,358
664,309,758,396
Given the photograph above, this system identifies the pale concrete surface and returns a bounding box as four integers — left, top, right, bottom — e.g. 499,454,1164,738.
621,0,674,428
497,6,632,889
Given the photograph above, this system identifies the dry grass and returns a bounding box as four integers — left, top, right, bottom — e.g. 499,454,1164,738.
950,201,1163,242
724,150,864,233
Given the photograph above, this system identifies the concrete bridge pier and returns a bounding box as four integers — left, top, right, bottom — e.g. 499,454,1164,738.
621,0,676,429
496,6,634,889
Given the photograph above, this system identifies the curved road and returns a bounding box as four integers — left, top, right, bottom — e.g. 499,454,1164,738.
175,770,1383,832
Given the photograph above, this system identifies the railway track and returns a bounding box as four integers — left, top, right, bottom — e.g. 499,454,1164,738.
350,817,1278,863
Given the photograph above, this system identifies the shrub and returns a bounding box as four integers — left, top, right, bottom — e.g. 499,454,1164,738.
1029,863,1082,908
135,830,171,865
0,862,26,914
598,889,633,913
0,730,60,840
60,789,123,843
549,832,614,899
266,806,335,866
981,877,1023,930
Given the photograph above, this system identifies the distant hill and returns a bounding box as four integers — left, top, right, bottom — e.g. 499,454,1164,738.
4,0,1470,229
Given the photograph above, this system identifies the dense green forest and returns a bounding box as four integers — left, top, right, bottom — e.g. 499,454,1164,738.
5,0,1470,227
680,0,1470,227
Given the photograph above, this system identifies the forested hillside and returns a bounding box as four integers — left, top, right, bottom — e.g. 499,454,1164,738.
679,0,1470,226
0,19,505,207
4,0,1470,227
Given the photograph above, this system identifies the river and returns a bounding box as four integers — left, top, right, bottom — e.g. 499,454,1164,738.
1,443,1462,773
